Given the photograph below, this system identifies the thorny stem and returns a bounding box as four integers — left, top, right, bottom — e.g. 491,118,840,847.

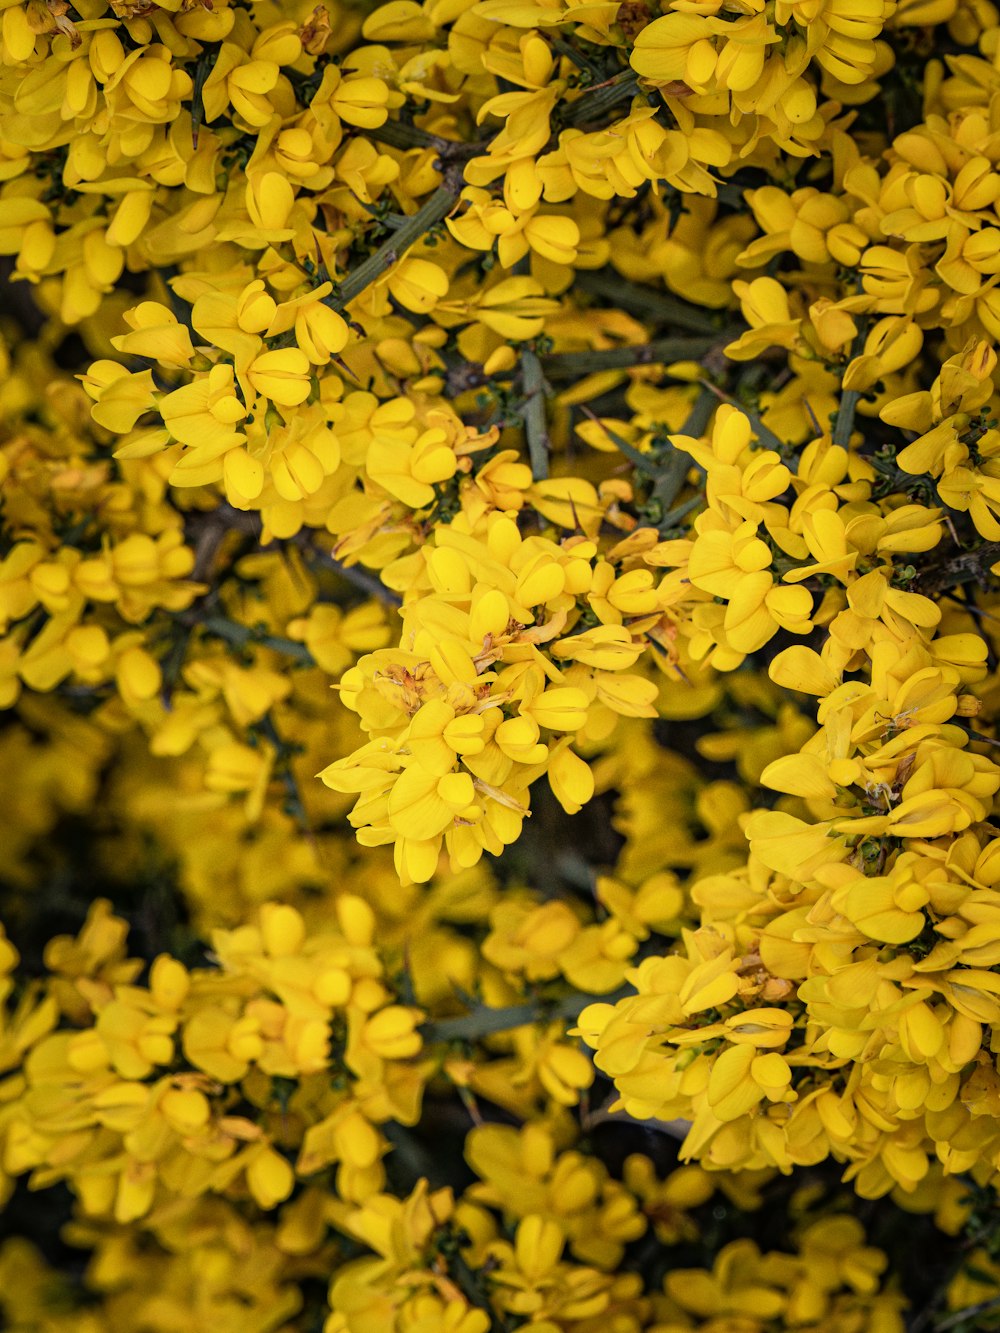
331,174,463,310
832,315,868,447
699,378,788,454
198,615,314,664
444,1246,511,1333
367,120,454,154
421,984,629,1044
342,79,650,321
914,541,1000,596
256,711,314,836
447,334,723,395
539,335,718,379
295,538,404,608
906,1241,980,1333
190,46,216,149
577,405,658,477
561,69,641,126
933,1295,1000,1330
161,624,194,705
158,264,199,341
369,120,495,161
646,385,717,513
0,259,47,336
582,1093,691,1141
545,33,604,77
576,400,699,517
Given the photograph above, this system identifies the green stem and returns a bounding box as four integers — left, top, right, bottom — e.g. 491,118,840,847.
358,203,411,231
200,616,314,664
651,448,693,512
832,388,860,448
658,491,704,533
521,349,551,481
680,385,718,438
597,426,661,478
367,120,452,153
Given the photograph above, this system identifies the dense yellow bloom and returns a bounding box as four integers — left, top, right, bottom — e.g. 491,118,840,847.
3,0,1000,1326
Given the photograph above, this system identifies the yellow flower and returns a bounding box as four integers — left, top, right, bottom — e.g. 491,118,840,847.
247,347,313,408
111,302,194,369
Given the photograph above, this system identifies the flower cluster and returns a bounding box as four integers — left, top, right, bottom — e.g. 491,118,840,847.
4,0,1000,1325
1,898,430,1221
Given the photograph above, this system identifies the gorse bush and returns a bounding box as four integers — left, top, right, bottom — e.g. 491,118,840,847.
2,0,1000,1328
